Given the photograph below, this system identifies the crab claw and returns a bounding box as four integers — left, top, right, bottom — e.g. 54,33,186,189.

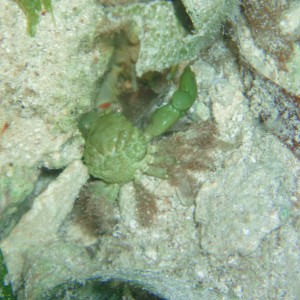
144,66,197,139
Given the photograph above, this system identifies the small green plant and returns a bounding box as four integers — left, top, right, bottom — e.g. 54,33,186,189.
0,249,15,299
14,0,53,36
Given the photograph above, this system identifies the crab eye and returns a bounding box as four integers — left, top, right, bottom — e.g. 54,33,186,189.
78,111,98,139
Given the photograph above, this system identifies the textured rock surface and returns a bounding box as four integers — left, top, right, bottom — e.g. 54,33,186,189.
230,0,300,159
195,132,297,256
0,0,106,238
182,0,238,34
105,0,239,76
233,13,300,96
0,160,89,298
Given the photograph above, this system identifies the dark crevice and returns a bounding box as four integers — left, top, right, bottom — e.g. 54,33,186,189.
0,167,63,240
170,0,195,34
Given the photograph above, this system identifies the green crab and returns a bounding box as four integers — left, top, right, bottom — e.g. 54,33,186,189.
78,66,197,199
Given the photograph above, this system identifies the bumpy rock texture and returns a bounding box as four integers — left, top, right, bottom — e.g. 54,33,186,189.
105,0,238,76
0,0,106,238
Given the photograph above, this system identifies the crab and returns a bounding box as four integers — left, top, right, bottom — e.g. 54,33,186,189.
78,66,197,200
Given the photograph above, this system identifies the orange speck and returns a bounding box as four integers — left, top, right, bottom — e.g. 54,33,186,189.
99,102,111,110
1,122,9,135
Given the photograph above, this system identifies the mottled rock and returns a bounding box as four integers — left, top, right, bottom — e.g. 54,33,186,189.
195,131,299,256
0,160,88,292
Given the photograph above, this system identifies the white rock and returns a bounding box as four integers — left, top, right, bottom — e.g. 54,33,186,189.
0,160,88,289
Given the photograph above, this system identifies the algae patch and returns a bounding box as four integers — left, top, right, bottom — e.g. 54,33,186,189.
14,0,53,36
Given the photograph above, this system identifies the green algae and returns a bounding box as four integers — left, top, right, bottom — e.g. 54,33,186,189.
0,249,15,300
14,0,53,36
